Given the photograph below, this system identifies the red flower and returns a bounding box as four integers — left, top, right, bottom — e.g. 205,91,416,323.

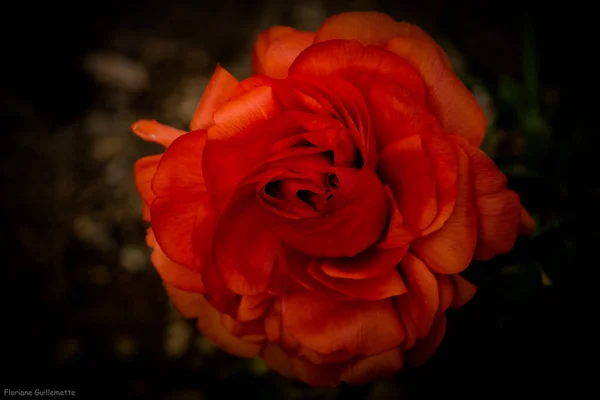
133,11,535,387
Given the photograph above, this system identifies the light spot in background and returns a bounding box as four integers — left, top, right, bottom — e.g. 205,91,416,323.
72,215,115,253
119,245,148,273
114,334,138,359
92,136,126,162
194,336,218,356
83,51,149,93
164,320,193,358
293,0,327,31
56,337,81,365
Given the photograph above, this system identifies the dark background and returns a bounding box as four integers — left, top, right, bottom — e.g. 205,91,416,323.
3,0,584,398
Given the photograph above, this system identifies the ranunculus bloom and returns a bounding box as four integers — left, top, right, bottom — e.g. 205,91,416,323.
133,11,535,387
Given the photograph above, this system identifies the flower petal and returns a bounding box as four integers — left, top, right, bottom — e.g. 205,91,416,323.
212,187,278,295
236,293,272,322
314,11,404,45
395,252,439,340
146,228,204,293
450,274,477,309
209,86,281,140
202,112,305,208
263,343,295,379
320,245,408,280
457,137,525,259
164,285,262,358
366,81,441,148
282,292,405,356
307,260,407,300
134,154,161,221
190,65,238,131
474,190,522,260
152,130,207,196
406,313,447,367
263,31,316,78
131,120,185,147
252,26,297,75
379,135,437,230
289,40,426,104
436,274,454,313
340,348,404,385
412,143,477,274
386,37,486,147
151,196,208,270
150,131,208,269
273,168,389,258
289,356,345,388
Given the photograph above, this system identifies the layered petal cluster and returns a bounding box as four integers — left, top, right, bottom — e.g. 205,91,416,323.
133,12,535,387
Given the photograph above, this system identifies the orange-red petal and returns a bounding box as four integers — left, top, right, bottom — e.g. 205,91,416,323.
263,31,316,78
412,144,477,274
131,120,185,148
190,65,238,131
209,86,281,140
289,40,426,104
134,154,161,221
146,228,204,293
164,285,262,358
320,245,409,280
282,292,405,356
150,131,208,269
252,26,297,76
314,11,405,45
386,37,486,147
450,274,477,309
366,81,441,148
395,252,439,339
307,260,407,300
212,187,278,295
379,135,437,230
406,313,447,367
340,348,404,385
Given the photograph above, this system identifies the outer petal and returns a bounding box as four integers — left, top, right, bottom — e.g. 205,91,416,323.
263,31,316,78
386,37,486,147
146,228,204,293
212,187,278,295
190,65,238,131
366,81,441,148
131,120,185,147
134,154,161,221
164,285,262,358
282,292,405,356
395,252,439,340
340,348,404,385
314,11,406,45
379,135,437,230
150,131,208,269
289,40,426,104
252,26,297,75
406,313,447,367
412,143,477,274
209,86,281,140
450,274,477,309
457,137,530,259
